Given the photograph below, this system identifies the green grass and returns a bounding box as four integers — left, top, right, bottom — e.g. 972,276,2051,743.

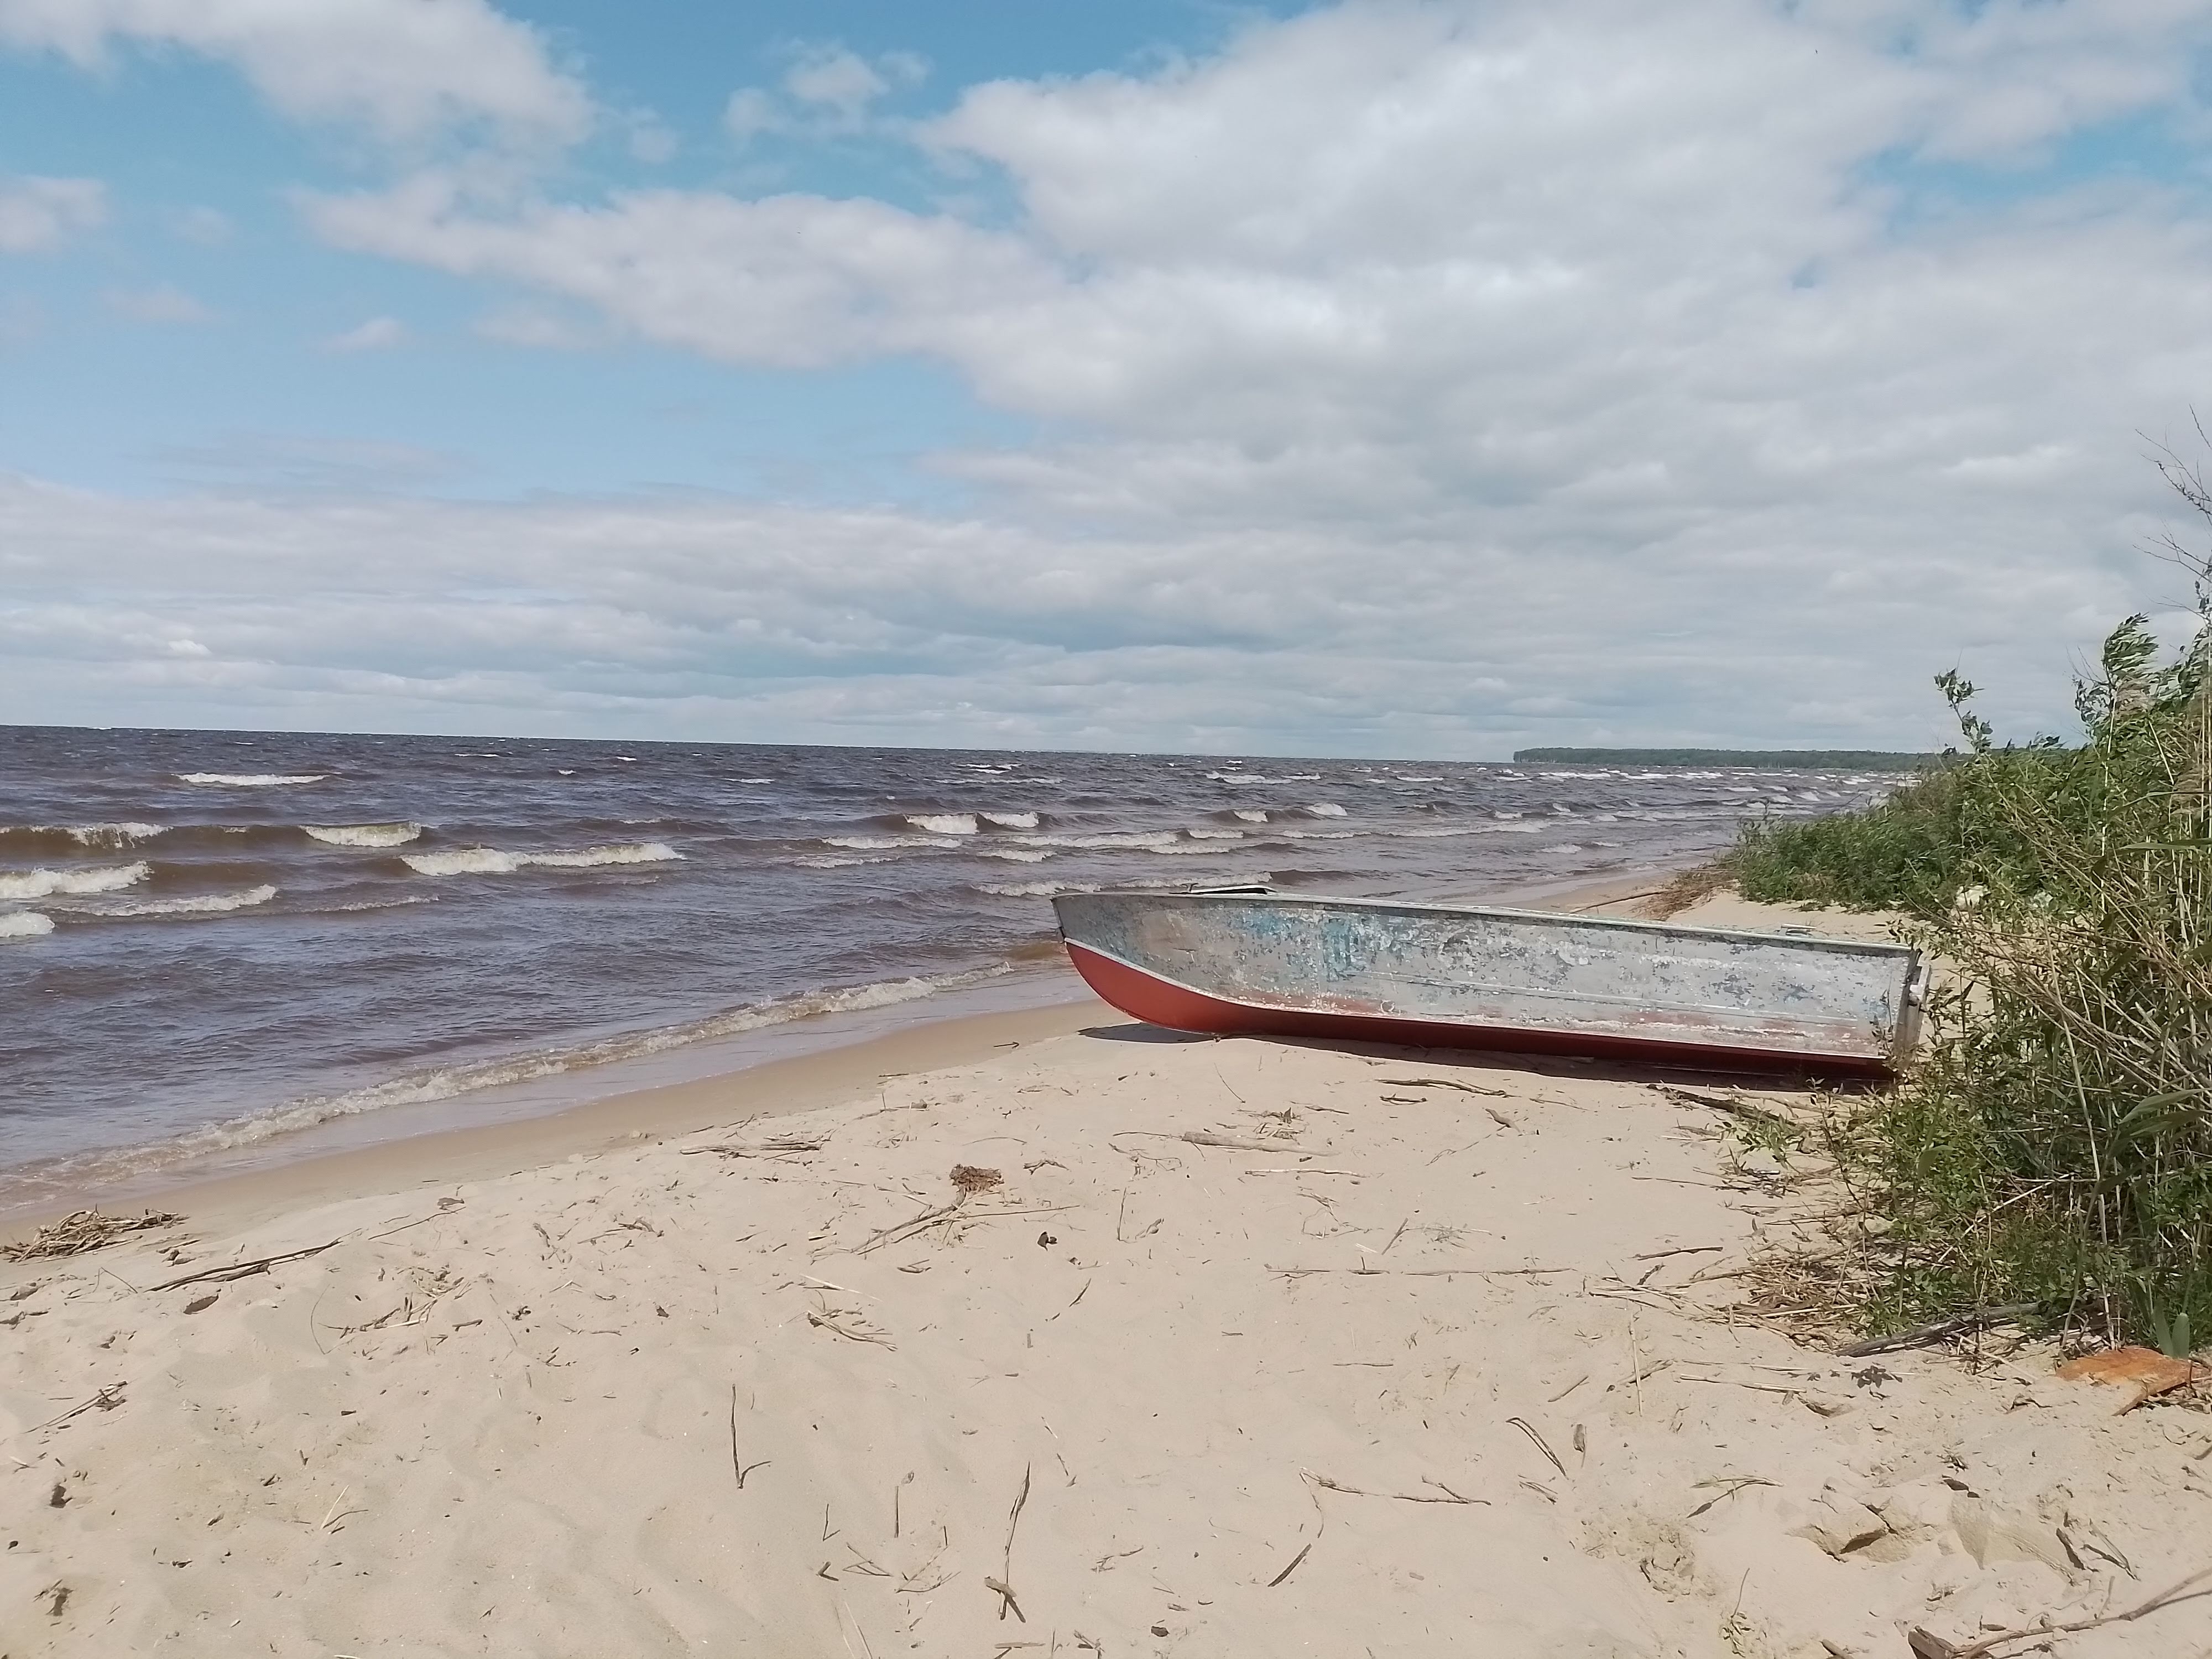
1731,617,2212,1353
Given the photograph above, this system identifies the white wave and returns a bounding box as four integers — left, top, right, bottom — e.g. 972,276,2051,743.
1185,828,1245,840
823,834,964,851
974,848,1052,863
1392,775,1443,784
305,822,422,848
1233,809,1269,823
794,853,890,869
175,773,328,786
556,769,576,776
90,884,276,917
67,822,165,847
906,813,979,836
0,911,54,940
1303,802,1347,817
739,777,775,784
1012,831,1185,852
982,874,1240,900
402,841,681,877
981,811,1040,830
0,860,151,900
1204,771,1319,784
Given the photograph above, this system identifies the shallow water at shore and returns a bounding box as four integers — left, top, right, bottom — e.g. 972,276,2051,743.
0,724,1898,1202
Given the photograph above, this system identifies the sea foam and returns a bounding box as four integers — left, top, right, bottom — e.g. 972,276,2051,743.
402,842,681,877
305,822,422,848
92,885,277,917
0,911,54,940
0,861,151,900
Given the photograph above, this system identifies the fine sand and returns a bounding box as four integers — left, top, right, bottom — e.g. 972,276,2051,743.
6,889,2211,1656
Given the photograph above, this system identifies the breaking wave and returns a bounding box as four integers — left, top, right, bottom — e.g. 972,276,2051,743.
403,842,681,876
0,911,54,940
305,822,422,848
982,811,1040,830
88,885,277,918
0,861,152,900
1305,802,1347,817
905,813,978,836
175,773,328,786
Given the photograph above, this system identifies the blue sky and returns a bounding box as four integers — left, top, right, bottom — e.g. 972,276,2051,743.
6,0,2212,755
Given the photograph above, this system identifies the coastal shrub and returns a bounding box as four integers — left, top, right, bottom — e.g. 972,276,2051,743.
1741,442,2212,1350
1837,607,2212,1348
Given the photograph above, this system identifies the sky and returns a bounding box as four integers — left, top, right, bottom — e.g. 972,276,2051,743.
6,0,2212,758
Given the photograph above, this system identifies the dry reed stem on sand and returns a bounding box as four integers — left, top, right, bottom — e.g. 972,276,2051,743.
1114,1131,1305,1154
991,1464,1031,1623
3,1209,182,1262
1303,1471,1484,1505
140,1238,347,1292
1908,1562,2212,1658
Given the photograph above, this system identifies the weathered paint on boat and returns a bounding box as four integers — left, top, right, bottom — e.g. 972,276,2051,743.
1053,889,1923,1076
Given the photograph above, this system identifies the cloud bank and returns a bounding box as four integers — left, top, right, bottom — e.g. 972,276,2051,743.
12,0,2212,753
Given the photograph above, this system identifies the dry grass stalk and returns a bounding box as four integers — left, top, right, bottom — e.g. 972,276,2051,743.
3,1209,181,1262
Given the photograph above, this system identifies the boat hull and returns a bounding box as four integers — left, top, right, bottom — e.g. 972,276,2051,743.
1054,890,1921,1076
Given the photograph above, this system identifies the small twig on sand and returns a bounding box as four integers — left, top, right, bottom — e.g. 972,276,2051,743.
1634,1244,1724,1261
1378,1076,1510,1098
22,1382,126,1436
729,1385,768,1488
682,1135,827,1159
1117,1131,1301,1154
1909,1563,2212,1658
1506,1417,1568,1479
1837,1303,2038,1358
142,1239,344,1292
1304,1471,1486,1505
1266,1539,1315,1587
1686,1477,1774,1519
993,1465,1031,1622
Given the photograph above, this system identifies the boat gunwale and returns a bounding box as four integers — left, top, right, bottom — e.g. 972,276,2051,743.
1061,886,1919,963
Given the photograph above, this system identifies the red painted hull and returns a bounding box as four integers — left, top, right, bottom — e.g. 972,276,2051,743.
1064,940,1890,1078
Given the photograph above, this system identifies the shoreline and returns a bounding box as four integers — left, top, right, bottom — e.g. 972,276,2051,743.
1,863,1692,1235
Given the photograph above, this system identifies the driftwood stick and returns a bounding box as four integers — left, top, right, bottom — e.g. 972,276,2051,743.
141,1239,343,1292
1837,1302,2038,1358
1911,1562,2212,1658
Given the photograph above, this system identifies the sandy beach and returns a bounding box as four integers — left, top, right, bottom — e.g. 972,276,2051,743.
7,888,2210,1657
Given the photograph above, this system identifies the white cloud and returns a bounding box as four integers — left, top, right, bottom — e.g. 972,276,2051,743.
103,282,212,323
724,41,928,143
24,0,2212,749
325,315,408,351
0,173,105,252
0,0,590,145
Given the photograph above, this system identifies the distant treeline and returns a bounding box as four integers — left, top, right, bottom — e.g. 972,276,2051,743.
1512,747,1940,769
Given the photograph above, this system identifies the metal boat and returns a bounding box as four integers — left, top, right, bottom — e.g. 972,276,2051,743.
1053,886,1923,1076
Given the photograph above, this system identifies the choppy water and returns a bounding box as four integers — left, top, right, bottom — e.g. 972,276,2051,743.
0,725,1896,1203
